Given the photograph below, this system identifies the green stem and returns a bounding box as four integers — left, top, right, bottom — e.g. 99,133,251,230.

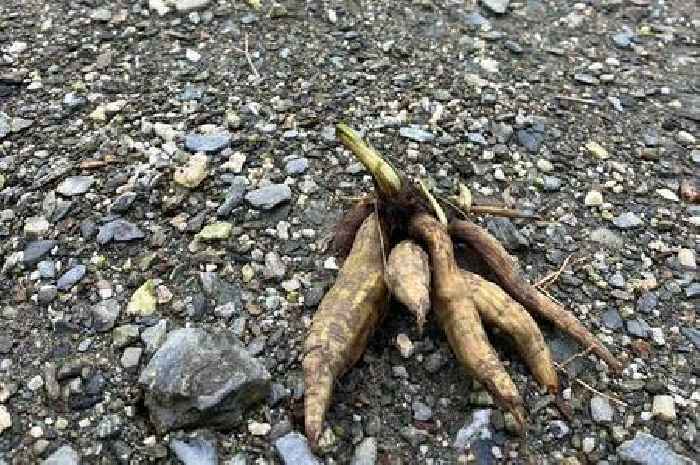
336,123,402,197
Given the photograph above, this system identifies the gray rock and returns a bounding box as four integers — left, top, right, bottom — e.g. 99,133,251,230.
617,432,694,465
285,158,309,175
42,445,79,465
56,265,86,291
38,285,58,304
110,192,137,213
37,260,56,278
678,94,700,122
486,217,528,250
491,122,513,144
199,272,242,308
264,252,286,280
275,432,321,465
686,282,700,298
91,299,121,332
56,176,94,196
225,453,248,465
217,180,246,217
96,414,123,439
121,347,142,372
681,327,700,349
138,328,271,432
142,319,169,354
516,128,544,153
542,176,561,192
613,212,643,229
412,400,433,421
481,0,509,14
590,396,614,423
608,271,625,289
23,240,56,265
170,438,218,465
589,227,623,249
636,292,658,314
627,318,650,338
112,325,140,349
613,32,632,48
454,409,491,449
63,93,87,110
351,437,377,465
574,73,600,85
177,85,204,101
467,132,487,145
601,308,623,330
185,133,231,153
399,126,434,142
97,220,145,245
245,184,292,210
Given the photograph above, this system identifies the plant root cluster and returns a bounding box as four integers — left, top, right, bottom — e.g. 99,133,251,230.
302,125,624,449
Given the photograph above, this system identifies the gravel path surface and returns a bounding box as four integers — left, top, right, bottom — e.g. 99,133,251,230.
0,0,698,464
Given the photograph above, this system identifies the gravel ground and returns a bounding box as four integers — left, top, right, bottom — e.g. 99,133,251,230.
0,0,698,464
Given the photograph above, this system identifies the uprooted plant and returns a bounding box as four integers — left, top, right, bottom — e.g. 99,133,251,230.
303,124,624,448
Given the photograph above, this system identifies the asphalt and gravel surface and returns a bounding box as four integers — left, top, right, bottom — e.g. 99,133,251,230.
0,0,698,464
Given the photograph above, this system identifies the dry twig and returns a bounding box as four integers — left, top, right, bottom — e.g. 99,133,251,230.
232,33,260,79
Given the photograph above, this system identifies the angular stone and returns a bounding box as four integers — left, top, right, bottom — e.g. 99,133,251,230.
175,153,208,188
24,216,50,237
617,433,694,465
481,0,509,14
601,308,623,330
170,437,218,465
275,432,321,465
22,240,56,265
97,220,145,244
652,395,676,421
142,319,169,354
56,265,86,291
0,405,10,434
42,445,79,465
92,299,121,332
613,212,643,229
517,128,544,153
121,347,142,372
195,222,232,241
590,396,613,423
127,280,157,316
56,176,94,196
138,328,271,432
199,272,242,308
486,217,528,250
184,133,231,153
454,409,491,449
285,158,309,175
245,184,292,210
589,228,623,249
584,190,603,207
399,126,434,142
351,437,377,465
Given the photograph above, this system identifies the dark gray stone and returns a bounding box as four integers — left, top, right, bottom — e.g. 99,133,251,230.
617,433,694,465
56,265,86,290
636,292,657,314
110,192,137,213
601,308,623,330
681,327,700,349
138,328,271,432
516,128,544,153
217,180,246,217
627,318,650,338
486,217,528,250
23,240,56,265
185,133,231,153
412,400,433,421
170,438,218,465
245,184,292,210
612,32,632,48
199,272,243,308
97,220,145,245
91,299,121,332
